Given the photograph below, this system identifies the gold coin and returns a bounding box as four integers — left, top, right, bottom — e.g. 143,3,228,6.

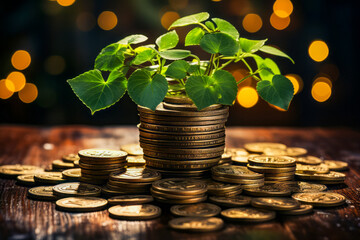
243,184,292,197
108,180,152,189
139,122,225,133
203,179,242,193
109,167,160,183
140,112,229,122
248,156,296,168
232,154,260,166
279,204,313,215
34,172,66,184
139,128,225,140
144,156,220,170
62,153,80,163
79,177,107,185
78,149,128,159
152,178,207,196
212,175,264,185
140,137,225,148
209,195,252,207
52,160,75,169
101,186,130,196
143,150,223,161
56,197,108,212
80,167,125,176
17,174,36,186
323,160,348,171
170,203,221,217
276,181,327,193
120,144,143,156
264,171,295,177
265,176,295,181
211,165,263,179
163,96,194,104
74,160,79,167
150,188,205,200
154,195,207,204
163,102,222,112
28,186,58,201
0,165,43,178
126,156,146,166
295,171,346,181
108,204,161,220
79,161,126,170
140,116,227,126
296,163,329,174
78,158,126,165
141,144,225,154
263,147,308,157
62,168,81,180
251,197,300,211
168,217,224,232
292,192,346,207
53,182,101,197
247,164,296,173
244,142,287,153
221,207,276,222
296,156,322,165
108,195,154,205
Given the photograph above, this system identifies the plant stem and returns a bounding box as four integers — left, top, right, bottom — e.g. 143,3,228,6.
236,68,263,84
241,58,254,74
218,59,234,70
197,23,212,33
190,54,201,64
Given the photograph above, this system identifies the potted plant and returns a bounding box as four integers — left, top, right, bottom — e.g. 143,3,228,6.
67,12,294,176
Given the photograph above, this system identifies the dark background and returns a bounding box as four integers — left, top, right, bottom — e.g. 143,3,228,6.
0,0,358,127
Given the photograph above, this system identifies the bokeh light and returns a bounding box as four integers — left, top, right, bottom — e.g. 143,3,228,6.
237,86,259,108
242,13,262,33
0,79,15,99
313,76,333,88
311,81,332,102
285,74,303,94
273,0,293,18
98,11,118,31
7,71,26,92
44,55,66,75
11,50,31,70
229,0,252,16
161,11,180,29
270,13,290,30
169,0,188,10
76,12,96,32
18,83,38,103
308,40,329,62
57,0,75,7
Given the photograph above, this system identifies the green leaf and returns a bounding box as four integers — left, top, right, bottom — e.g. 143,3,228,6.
156,30,179,51
165,60,190,79
260,45,294,64
258,58,281,81
168,83,185,92
212,18,239,40
185,27,205,46
159,49,191,60
185,70,237,110
257,75,294,110
118,34,148,45
240,38,267,53
94,43,127,71
131,47,156,65
67,70,127,114
168,12,210,29
200,32,239,56
127,69,168,110
205,21,216,31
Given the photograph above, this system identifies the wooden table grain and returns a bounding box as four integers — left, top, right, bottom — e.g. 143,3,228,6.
0,125,360,240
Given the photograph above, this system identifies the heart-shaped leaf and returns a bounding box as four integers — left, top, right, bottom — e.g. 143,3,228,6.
127,69,168,110
169,12,210,29
94,43,127,71
118,34,148,45
205,21,216,31
260,45,294,64
240,38,267,53
159,49,191,60
67,70,127,114
131,47,156,65
200,32,239,56
185,27,205,46
256,75,294,110
212,18,239,40
156,30,179,51
165,60,190,79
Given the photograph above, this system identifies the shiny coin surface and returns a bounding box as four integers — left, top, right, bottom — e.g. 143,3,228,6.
0,165,44,177
52,160,75,169
53,182,101,197
108,204,161,220
323,160,348,171
248,156,296,168
110,167,161,183
150,188,205,200
169,217,224,232
154,195,207,204
243,184,292,197
163,96,194,104
221,207,276,222
295,171,346,181
279,204,313,216
34,172,66,184
296,163,329,174
108,195,154,205
163,102,222,112
152,178,207,196
28,186,57,201
170,203,221,217
244,142,287,153
56,197,108,212
292,192,346,207
251,197,300,211
127,156,146,166
120,144,143,156
78,149,128,159
209,195,252,207
212,165,263,179
276,181,327,193
62,168,81,180
296,156,322,165
17,174,36,186
203,179,242,193
62,153,80,163
212,175,264,185
263,147,308,157
247,164,296,173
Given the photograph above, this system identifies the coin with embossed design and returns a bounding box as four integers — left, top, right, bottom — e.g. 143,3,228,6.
292,192,346,207
221,207,276,222
251,197,300,211
169,217,224,232
53,182,101,197
295,171,345,183
110,167,161,183
263,147,308,157
108,195,154,205
62,168,81,180
62,153,80,163
121,144,143,156
28,186,58,201
0,165,44,178
296,163,329,174
34,172,66,185
248,156,296,168
296,156,322,165
56,197,108,212
78,149,128,159
279,204,313,215
108,204,161,220
323,160,348,171
243,183,292,197
152,178,207,196
170,203,221,217
212,165,263,179
209,195,252,207
244,142,287,153
276,181,327,193
17,174,36,186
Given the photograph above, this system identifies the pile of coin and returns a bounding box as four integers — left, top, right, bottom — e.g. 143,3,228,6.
151,178,207,204
78,149,127,185
102,167,161,197
247,155,296,183
211,165,264,189
203,179,242,197
138,98,228,177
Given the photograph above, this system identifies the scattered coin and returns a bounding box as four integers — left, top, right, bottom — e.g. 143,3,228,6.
279,204,313,216
0,165,44,178
243,184,292,197
292,192,346,207
108,195,154,205
154,195,207,204
221,207,276,222
168,217,224,232
28,186,57,201
244,142,287,153
53,182,101,197
152,178,207,196
203,179,242,196
295,171,346,184
52,160,75,170
121,144,143,156
108,204,161,220
296,163,329,174
248,156,296,168
251,197,300,211
62,168,81,180
212,165,263,179
296,156,322,165
34,172,66,185
323,160,348,171
56,197,108,212
17,174,36,186
209,195,252,207
79,149,128,160
170,203,221,217
110,167,161,183
62,153,80,163
276,181,327,193
263,147,308,157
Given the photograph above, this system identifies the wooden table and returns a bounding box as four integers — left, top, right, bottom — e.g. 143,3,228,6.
1,126,360,240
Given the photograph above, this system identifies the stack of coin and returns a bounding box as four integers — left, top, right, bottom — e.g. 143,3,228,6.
211,165,264,189
247,156,296,183
203,179,242,197
78,149,127,185
138,100,228,177
151,178,207,204
103,167,161,196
